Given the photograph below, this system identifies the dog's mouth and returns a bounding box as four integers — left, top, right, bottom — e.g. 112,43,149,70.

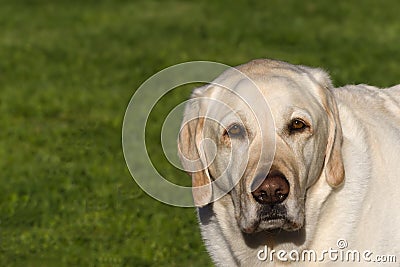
242,218,300,234
240,204,302,234
257,205,290,231
259,204,287,221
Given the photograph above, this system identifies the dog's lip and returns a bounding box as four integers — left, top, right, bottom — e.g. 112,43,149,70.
261,213,286,221
259,203,287,220
260,217,286,227
240,216,304,234
238,203,289,233
259,217,303,232
241,219,286,234
240,216,288,234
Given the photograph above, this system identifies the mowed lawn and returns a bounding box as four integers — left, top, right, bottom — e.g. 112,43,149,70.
0,0,399,266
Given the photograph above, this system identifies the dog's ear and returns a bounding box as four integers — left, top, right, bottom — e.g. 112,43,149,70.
304,67,345,188
178,86,212,207
324,96,345,187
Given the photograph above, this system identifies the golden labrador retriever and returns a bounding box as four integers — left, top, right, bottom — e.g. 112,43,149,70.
178,59,400,266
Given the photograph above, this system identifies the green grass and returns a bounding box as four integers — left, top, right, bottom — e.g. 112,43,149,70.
0,0,399,266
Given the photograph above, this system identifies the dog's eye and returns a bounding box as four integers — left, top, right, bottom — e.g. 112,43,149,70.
289,119,308,133
225,124,245,138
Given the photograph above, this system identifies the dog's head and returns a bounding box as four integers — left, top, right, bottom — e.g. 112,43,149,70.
178,59,344,234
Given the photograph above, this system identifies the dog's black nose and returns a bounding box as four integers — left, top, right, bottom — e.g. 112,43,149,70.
252,171,289,205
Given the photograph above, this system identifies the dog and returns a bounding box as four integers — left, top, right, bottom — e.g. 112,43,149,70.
178,59,400,266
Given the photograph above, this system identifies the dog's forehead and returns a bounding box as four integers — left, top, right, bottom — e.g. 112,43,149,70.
259,76,318,109
203,81,268,128
208,73,317,115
